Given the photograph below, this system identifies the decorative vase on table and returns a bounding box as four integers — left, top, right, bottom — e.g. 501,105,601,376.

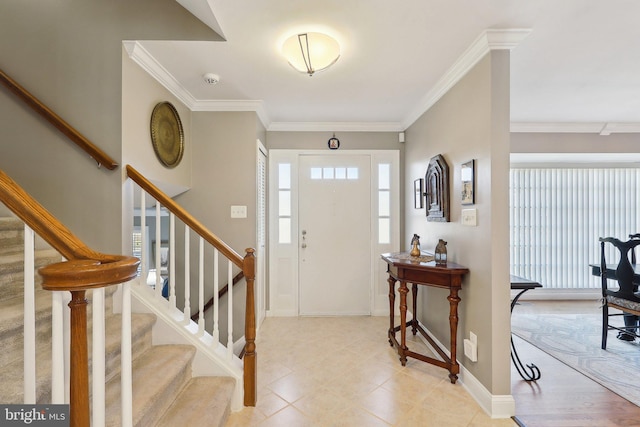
410,234,421,257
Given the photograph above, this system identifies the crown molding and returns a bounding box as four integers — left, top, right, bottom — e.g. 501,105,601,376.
191,99,270,128
510,122,640,135
123,41,271,129
123,41,198,108
402,28,531,129
267,121,404,132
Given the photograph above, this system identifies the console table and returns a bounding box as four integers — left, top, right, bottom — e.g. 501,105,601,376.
381,252,469,383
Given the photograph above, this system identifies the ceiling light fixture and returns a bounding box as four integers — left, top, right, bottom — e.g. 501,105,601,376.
282,32,340,76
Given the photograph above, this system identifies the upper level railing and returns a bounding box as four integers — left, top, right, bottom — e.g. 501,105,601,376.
126,165,257,406
0,168,139,426
0,68,118,170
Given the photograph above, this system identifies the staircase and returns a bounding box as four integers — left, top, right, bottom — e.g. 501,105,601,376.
0,217,235,426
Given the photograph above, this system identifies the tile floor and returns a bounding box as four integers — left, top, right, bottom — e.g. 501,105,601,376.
226,316,517,427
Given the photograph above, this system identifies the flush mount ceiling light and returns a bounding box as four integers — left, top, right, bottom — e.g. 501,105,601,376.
282,32,340,76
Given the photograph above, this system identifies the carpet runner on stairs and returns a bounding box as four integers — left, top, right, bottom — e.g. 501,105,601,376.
0,216,233,426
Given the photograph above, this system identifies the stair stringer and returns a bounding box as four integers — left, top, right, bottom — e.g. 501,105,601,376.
116,281,244,412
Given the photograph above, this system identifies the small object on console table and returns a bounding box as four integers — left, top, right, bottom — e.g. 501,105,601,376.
434,239,447,266
410,234,421,257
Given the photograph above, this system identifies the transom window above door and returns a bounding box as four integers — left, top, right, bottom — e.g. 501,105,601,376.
310,166,359,180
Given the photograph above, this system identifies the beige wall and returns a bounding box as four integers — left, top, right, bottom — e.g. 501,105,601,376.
122,51,193,194
182,112,260,252
404,51,512,395
0,0,218,252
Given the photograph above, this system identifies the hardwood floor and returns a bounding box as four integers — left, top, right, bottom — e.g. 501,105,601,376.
510,300,640,427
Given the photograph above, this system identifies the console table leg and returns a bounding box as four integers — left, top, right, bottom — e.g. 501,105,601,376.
447,288,461,383
399,280,409,366
388,275,396,346
411,283,418,335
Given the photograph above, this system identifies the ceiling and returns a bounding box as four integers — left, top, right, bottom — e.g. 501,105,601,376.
130,0,640,133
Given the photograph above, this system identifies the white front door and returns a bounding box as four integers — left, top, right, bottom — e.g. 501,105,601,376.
298,155,371,315
268,149,399,317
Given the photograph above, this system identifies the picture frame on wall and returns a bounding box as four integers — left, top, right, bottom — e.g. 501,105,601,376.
414,178,423,209
461,160,475,205
425,154,450,222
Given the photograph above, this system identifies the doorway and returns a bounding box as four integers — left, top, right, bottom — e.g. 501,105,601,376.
298,154,371,315
268,150,400,317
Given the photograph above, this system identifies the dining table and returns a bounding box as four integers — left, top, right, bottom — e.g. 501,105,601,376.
510,274,542,381
590,263,640,284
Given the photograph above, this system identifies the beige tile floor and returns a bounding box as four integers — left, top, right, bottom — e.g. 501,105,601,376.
226,316,517,427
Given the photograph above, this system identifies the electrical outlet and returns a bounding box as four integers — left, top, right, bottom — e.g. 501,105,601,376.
464,338,478,362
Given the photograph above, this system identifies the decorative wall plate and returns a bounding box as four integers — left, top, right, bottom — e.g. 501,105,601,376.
150,101,184,168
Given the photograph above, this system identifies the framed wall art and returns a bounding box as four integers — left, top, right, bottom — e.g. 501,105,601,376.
461,160,475,205
425,154,450,222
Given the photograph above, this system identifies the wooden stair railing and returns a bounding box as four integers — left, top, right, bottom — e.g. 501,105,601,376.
0,168,139,427
126,165,257,406
0,68,118,170
191,271,245,322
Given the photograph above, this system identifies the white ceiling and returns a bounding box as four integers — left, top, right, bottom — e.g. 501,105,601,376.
130,0,640,133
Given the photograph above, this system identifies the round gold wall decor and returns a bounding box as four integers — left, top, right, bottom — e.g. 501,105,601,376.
150,101,184,168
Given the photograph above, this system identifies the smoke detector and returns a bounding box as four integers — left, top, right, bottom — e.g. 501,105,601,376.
203,73,220,85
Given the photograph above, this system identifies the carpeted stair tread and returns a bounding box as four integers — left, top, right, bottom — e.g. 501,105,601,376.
101,312,156,383
0,341,53,404
156,376,235,427
0,290,53,367
104,345,196,427
0,249,61,300
0,217,24,254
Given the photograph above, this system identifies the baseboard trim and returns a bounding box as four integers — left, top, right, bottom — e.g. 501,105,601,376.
408,313,515,418
266,309,297,317
459,367,516,418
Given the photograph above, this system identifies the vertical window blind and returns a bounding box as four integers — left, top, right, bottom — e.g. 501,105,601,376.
510,168,640,289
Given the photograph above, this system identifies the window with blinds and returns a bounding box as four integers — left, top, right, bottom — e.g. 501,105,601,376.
510,168,640,289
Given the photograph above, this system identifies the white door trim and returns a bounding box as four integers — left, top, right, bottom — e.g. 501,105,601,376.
256,140,267,329
268,149,400,317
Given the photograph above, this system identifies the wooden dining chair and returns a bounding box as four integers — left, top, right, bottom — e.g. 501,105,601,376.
599,236,640,349
630,233,640,264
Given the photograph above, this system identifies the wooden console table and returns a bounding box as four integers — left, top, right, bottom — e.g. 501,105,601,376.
381,252,469,383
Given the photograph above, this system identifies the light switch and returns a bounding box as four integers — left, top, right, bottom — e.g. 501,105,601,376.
230,205,247,218
461,208,477,226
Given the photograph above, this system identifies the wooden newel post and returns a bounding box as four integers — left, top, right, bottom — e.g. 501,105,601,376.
39,257,139,427
243,248,257,406
68,290,90,427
